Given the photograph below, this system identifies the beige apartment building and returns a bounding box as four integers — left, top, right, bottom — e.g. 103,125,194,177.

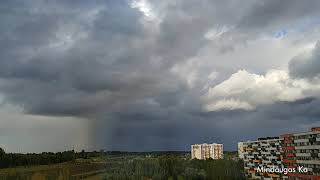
191,143,223,160
238,142,245,159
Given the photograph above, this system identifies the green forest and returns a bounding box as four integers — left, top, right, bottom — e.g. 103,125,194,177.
0,148,102,168
0,148,245,180
102,154,245,180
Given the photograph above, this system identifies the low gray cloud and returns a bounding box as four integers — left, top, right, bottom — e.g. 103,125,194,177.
239,0,320,30
289,41,320,79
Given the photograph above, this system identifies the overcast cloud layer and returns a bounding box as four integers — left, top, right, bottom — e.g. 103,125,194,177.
1,0,320,152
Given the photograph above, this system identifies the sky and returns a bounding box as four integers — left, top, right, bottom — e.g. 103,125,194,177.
1,0,320,152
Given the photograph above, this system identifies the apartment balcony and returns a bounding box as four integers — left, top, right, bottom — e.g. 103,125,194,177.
284,153,295,158
282,146,295,151
288,173,320,179
285,165,297,168
283,140,293,144
262,177,273,180
267,156,279,159
247,163,255,166
295,153,311,157
262,160,271,163
268,173,280,178
266,147,278,151
283,159,296,164
295,145,320,150
296,160,320,165
261,144,270,147
281,134,293,138
294,139,309,143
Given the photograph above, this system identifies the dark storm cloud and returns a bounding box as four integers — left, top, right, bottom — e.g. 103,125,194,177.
93,97,320,151
0,0,207,118
257,98,320,121
238,0,320,31
0,0,320,151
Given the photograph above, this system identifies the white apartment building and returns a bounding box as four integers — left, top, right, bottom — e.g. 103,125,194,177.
191,143,223,160
238,142,244,159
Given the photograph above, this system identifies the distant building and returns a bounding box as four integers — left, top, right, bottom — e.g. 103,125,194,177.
281,127,320,179
240,137,283,179
191,143,223,160
238,142,244,159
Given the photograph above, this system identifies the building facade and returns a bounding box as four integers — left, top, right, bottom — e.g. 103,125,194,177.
281,127,320,180
239,127,320,180
241,137,283,180
238,142,245,159
191,143,223,160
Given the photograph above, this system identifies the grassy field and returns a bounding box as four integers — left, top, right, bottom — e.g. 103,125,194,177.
0,158,107,180
0,155,144,180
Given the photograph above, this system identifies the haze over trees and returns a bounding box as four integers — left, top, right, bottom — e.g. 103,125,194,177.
0,148,101,168
103,154,245,179
0,149,245,179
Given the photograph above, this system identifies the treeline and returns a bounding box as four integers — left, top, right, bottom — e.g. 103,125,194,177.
104,151,189,156
104,155,245,180
0,148,102,168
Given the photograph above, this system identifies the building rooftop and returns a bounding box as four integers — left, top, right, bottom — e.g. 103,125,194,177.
257,136,279,140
